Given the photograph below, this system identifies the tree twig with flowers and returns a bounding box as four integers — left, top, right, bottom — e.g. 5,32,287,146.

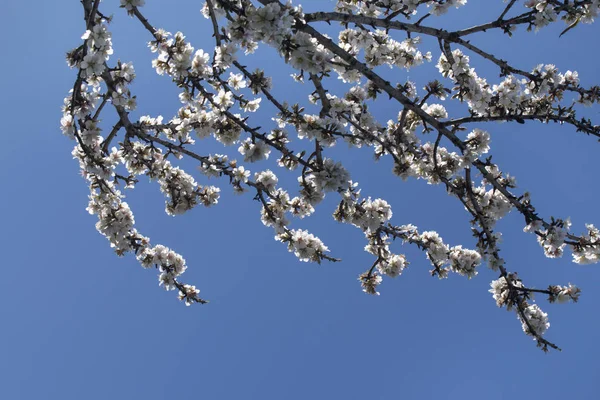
62,0,600,351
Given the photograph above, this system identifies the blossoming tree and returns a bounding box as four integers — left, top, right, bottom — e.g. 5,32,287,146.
62,0,600,352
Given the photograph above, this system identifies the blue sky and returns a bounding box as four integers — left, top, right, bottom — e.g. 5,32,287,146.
1,1,600,399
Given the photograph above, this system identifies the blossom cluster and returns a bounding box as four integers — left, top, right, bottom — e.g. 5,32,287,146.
437,49,592,119
335,0,467,17
525,0,600,30
489,276,550,339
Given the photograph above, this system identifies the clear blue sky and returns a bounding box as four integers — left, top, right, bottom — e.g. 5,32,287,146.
2,1,600,399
